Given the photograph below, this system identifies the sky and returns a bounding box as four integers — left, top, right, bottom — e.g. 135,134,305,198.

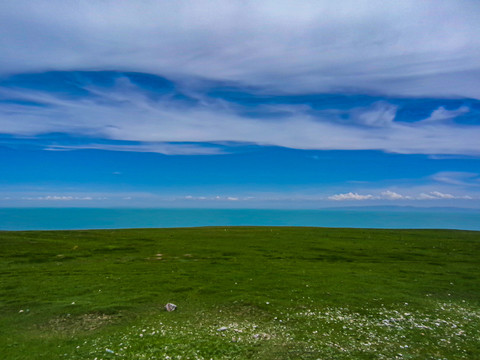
1,0,479,208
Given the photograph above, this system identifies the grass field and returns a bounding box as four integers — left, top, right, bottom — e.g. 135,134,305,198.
1,227,479,359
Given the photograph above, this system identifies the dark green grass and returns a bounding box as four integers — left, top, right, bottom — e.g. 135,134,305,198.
1,227,479,359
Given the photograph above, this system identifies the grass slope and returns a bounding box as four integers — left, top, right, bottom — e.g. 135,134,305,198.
0,227,479,359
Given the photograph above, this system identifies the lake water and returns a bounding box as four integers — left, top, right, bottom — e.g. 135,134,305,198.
1,208,479,231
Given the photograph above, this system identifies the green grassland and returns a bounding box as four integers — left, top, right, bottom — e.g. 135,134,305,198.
1,227,479,359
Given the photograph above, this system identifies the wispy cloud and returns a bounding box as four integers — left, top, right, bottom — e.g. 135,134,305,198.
1,77,480,155
1,2,480,155
351,102,397,128
431,172,480,186
1,1,480,98
44,143,225,155
422,106,470,123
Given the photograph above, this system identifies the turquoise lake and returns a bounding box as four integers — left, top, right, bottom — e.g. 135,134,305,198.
1,208,479,231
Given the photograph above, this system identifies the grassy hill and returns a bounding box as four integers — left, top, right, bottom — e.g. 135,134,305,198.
1,227,479,359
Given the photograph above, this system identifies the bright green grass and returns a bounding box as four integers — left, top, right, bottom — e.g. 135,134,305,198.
0,227,479,359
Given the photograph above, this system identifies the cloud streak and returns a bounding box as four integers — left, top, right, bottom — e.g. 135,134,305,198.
1,75,479,155
431,172,480,187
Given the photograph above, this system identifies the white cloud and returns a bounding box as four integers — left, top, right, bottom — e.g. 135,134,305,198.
45,143,225,155
1,1,480,155
184,195,242,201
1,1,480,98
417,193,435,200
1,82,480,155
328,192,374,201
328,190,474,201
328,191,405,201
417,191,471,200
429,191,454,199
380,190,406,200
422,106,470,123
352,102,397,127
431,171,480,186
22,195,94,201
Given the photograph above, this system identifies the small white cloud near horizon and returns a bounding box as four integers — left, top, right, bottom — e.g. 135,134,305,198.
380,190,408,200
328,190,473,201
418,191,472,200
21,195,95,201
328,192,375,201
184,195,243,201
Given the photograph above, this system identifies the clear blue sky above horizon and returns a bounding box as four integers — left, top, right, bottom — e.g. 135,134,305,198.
1,1,479,208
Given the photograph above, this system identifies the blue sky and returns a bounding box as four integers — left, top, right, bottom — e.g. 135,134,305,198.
1,1,479,208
